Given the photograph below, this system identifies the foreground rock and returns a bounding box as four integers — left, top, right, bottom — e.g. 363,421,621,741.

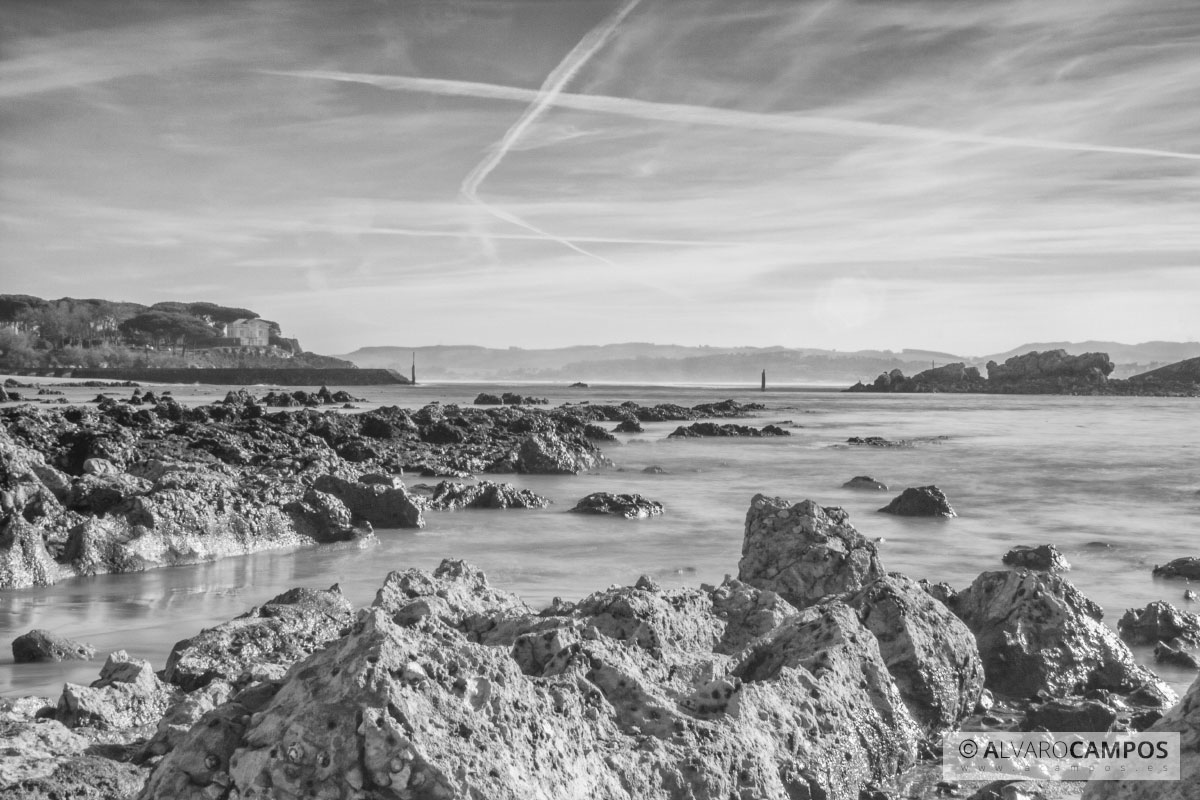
163,585,355,691
951,570,1175,704
569,492,664,518
1082,673,1200,800
738,494,882,608
1002,544,1070,572
12,629,96,663
56,651,178,731
878,486,956,517
847,574,984,735
140,558,926,800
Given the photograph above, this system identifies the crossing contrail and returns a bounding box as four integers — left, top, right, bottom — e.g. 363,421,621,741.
459,0,644,264
270,68,1200,164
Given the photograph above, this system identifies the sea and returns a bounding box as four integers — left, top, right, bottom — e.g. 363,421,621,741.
2,381,1198,706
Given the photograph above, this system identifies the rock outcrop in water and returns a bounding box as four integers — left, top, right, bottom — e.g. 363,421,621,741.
1153,557,1200,580
878,486,956,517
11,629,96,663
667,422,790,438
1002,544,1070,572
569,492,664,518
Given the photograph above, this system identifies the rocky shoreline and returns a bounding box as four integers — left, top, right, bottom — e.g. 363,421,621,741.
0,494,1195,799
2,391,1199,799
0,393,765,589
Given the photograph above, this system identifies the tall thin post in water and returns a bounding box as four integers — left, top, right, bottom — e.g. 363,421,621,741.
761,369,766,392
411,352,416,385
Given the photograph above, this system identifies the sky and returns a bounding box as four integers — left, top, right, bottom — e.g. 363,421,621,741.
2,0,1199,356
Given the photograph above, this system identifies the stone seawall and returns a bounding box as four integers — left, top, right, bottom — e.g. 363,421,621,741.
6,367,410,386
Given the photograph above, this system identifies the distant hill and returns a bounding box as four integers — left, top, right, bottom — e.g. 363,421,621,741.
981,341,1200,379
338,344,969,385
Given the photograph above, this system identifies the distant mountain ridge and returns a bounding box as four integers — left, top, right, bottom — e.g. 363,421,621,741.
339,341,1200,385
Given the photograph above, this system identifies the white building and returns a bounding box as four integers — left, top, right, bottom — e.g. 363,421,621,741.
226,318,272,347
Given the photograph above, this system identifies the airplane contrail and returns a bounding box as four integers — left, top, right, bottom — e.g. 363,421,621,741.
267,68,1200,164
459,0,644,264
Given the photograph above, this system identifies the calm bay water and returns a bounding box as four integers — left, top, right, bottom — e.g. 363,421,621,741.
2,382,1198,699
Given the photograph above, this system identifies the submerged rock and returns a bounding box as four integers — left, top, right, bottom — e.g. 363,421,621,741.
738,494,883,608
613,419,643,433
843,475,888,491
569,492,664,519
878,486,956,517
12,629,96,663
951,570,1175,704
1002,544,1071,572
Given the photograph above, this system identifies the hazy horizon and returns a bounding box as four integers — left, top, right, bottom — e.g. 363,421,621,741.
3,0,1198,355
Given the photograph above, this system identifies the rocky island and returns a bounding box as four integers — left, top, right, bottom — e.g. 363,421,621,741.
848,349,1200,396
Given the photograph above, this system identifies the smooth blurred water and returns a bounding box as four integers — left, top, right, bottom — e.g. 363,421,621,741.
2,382,1199,699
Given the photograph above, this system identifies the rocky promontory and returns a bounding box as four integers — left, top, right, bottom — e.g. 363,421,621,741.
845,349,1199,395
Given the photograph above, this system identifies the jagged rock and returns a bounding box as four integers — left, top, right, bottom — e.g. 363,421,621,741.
968,781,1046,800
0,517,68,589
1153,557,1200,580
878,486,956,517
1118,601,1200,647
642,465,666,474
163,586,354,692
843,475,888,491
141,680,235,759
614,419,643,433
1002,544,1070,572
1021,697,1121,732
738,494,883,608
846,574,984,735
473,393,503,405
63,472,152,515
569,492,664,519
140,560,922,800
12,629,96,663
282,487,367,542
1082,673,1200,800
951,570,1175,704
56,651,177,731
515,431,608,474
0,713,145,799
423,480,550,510
310,473,424,528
